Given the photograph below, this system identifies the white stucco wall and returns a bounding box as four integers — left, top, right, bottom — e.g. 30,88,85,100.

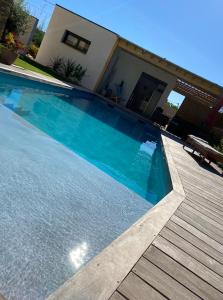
36,5,118,90
107,49,177,108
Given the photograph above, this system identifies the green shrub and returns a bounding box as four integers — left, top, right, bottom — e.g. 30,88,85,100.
214,138,223,154
20,55,86,84
49,56,64,73
73,64,87,82
60,58,86,83
61,58,76,79
28,44,39,58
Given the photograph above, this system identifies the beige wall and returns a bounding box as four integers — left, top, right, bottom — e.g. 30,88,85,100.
36,5,118,90
18,15,38,46
105,49,177,110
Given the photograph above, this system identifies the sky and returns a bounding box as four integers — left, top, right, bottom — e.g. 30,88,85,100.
27,0,223,106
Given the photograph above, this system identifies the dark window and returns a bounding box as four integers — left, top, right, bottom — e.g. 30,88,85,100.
62,30,91,54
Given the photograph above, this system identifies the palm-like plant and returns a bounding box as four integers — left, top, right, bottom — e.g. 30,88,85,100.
62,58,77,79
49,56,64,73
73,64,87,82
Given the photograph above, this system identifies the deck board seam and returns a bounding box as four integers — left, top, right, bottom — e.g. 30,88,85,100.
129,271,170,300
144,246,223,298
160,224,223,268
178,203,223,232
183,199,223,226
111,291,129,300
170,215,223,255
154,233,223,281
184,196,223,217
152,237,223,294
141,250,205,300
174,210,223,246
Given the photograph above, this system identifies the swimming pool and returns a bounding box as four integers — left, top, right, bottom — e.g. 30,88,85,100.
0,71,172,299
0,72,171,204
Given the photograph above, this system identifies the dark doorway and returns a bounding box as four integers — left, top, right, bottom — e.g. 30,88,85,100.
127,72,167,116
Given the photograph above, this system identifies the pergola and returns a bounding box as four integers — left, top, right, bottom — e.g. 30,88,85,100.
174,79,223,128
175,79,217,106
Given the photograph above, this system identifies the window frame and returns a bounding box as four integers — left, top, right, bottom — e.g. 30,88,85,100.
62,30,91,54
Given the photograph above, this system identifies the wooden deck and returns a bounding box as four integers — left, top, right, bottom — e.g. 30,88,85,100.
110,137,223,300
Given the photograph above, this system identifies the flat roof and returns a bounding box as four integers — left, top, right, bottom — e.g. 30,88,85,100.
56,4,223,93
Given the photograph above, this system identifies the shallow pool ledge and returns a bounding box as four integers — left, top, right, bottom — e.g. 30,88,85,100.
47,134,185,300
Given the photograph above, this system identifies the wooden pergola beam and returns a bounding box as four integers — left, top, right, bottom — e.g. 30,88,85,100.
118,38,223,97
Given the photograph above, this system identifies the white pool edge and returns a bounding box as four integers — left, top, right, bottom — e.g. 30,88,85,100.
47,133,185,300
0,66,185,299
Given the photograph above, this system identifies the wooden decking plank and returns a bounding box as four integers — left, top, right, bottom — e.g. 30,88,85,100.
166,220,223,264
109,292,127,300
160,227,223,277
180,176,223,198
171,215,223,254
182,180,223,204
109,137,223,300
173,145,223,187
184,188,223,211
182,181,223,204
178,163,223,187
144,245,223,300
132,257,200,300
179,169,221,188
179,203,223,231
185,191,223,216
117,272,167,300
183,199,223,226
175,209,223,245
177,204,223,241
178,170,223,193
152,236,223,292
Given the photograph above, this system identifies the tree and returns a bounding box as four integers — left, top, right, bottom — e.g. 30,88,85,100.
32,26,45,47
0,0,13,39
6,0,30,35
167,101,179,111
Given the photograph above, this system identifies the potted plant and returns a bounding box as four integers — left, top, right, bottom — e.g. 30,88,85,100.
0,32,25,65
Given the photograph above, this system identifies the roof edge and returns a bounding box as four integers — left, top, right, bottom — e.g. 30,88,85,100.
55,4,118,37
54,4,222,92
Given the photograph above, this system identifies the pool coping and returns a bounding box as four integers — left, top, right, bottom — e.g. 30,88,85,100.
0,64,162,128
0,63,74,90
47,133,186,300
0,65,185,299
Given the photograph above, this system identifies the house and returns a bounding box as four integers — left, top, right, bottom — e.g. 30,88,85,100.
36,4,223,125
0,0,38,47
18,15,38,47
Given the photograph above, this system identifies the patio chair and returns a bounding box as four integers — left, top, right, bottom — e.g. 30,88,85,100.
183,135,223,165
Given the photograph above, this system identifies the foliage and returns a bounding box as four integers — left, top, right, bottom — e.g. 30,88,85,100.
49,56,64,73
12,55,86,84
4,32,14,45
6,0,29,35
214,138,223,154
72,64,87,82
61,58,86,82
61,58,77,78
32,26,44,47
0,0,13,39
3,32,25,51
167,101,179,111
28,43,39,58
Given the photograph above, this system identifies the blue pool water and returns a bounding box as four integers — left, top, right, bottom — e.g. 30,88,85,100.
0,71,172,299
0,72,171,204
